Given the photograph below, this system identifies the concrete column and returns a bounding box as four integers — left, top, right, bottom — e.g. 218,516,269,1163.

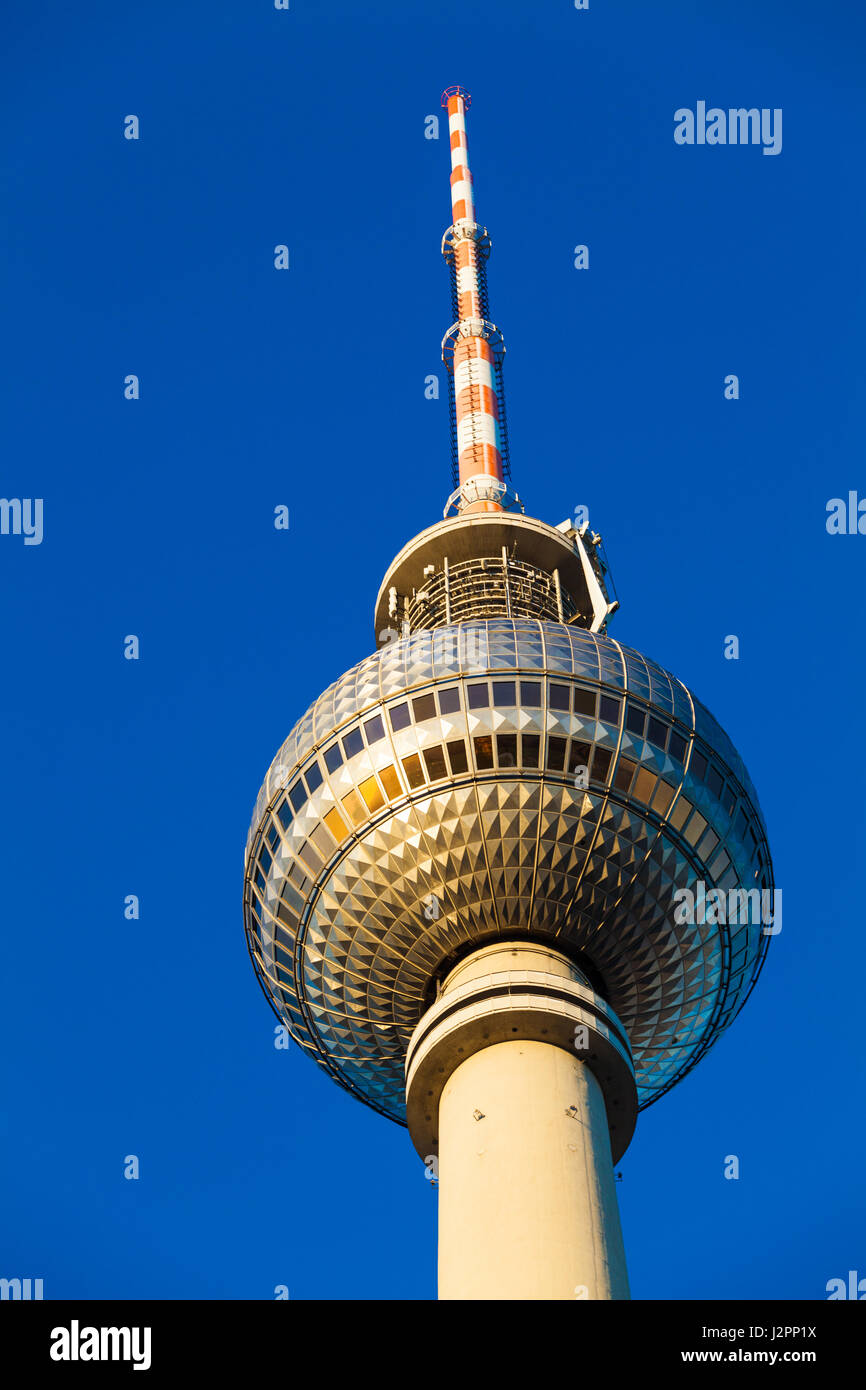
438,1038,628,1299
405,942,637,1302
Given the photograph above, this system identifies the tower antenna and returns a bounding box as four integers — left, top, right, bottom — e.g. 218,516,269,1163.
440,88,514,516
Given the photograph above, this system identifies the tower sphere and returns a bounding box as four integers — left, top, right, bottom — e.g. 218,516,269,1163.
243,613,772,1124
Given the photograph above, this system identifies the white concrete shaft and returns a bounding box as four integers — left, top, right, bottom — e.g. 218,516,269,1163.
408,943,633,1301
437,1035,629,1300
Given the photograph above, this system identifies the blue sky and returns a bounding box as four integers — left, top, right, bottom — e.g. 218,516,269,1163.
1,0,864,1299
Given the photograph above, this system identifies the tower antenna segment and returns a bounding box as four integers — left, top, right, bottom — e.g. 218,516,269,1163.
440,88,515,516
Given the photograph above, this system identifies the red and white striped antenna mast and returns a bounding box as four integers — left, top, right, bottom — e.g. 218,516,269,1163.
440,87,518,518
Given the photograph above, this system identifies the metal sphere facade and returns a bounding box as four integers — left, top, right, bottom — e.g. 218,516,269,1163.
243,619,773,1123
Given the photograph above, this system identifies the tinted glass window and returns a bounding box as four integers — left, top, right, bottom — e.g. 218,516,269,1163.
591,747,612,782
691,750,708,781
647,716,668,749
304,761,323,793
698,827,719,859
668,731,686,763
438,688,461,715
547,736,568,771
599,694,621,723
568,740,591,774
707,766,724,799
468,683,489,709
521,733,540,767
288,781,307,813
626,705,645,736
497,733,518,768
297,839,322,874
474,735,494,769
550,684,571,712
520,680,542,707
422,745,448,781
363,714,385,745
324,743,343,773
492,680,516,707
379,764,402,800
446,739,468,774
389,702,411,732
614,757,636,792
412,693,436,722
342,727,364,760
401,753,425,788
573,688,596,716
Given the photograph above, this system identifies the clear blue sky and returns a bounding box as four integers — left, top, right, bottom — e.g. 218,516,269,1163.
1,0,864,1300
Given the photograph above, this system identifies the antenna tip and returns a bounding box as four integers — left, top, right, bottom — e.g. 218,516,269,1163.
441,85,472,109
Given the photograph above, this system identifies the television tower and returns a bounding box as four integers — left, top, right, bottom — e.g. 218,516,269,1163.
243,88,774,1300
